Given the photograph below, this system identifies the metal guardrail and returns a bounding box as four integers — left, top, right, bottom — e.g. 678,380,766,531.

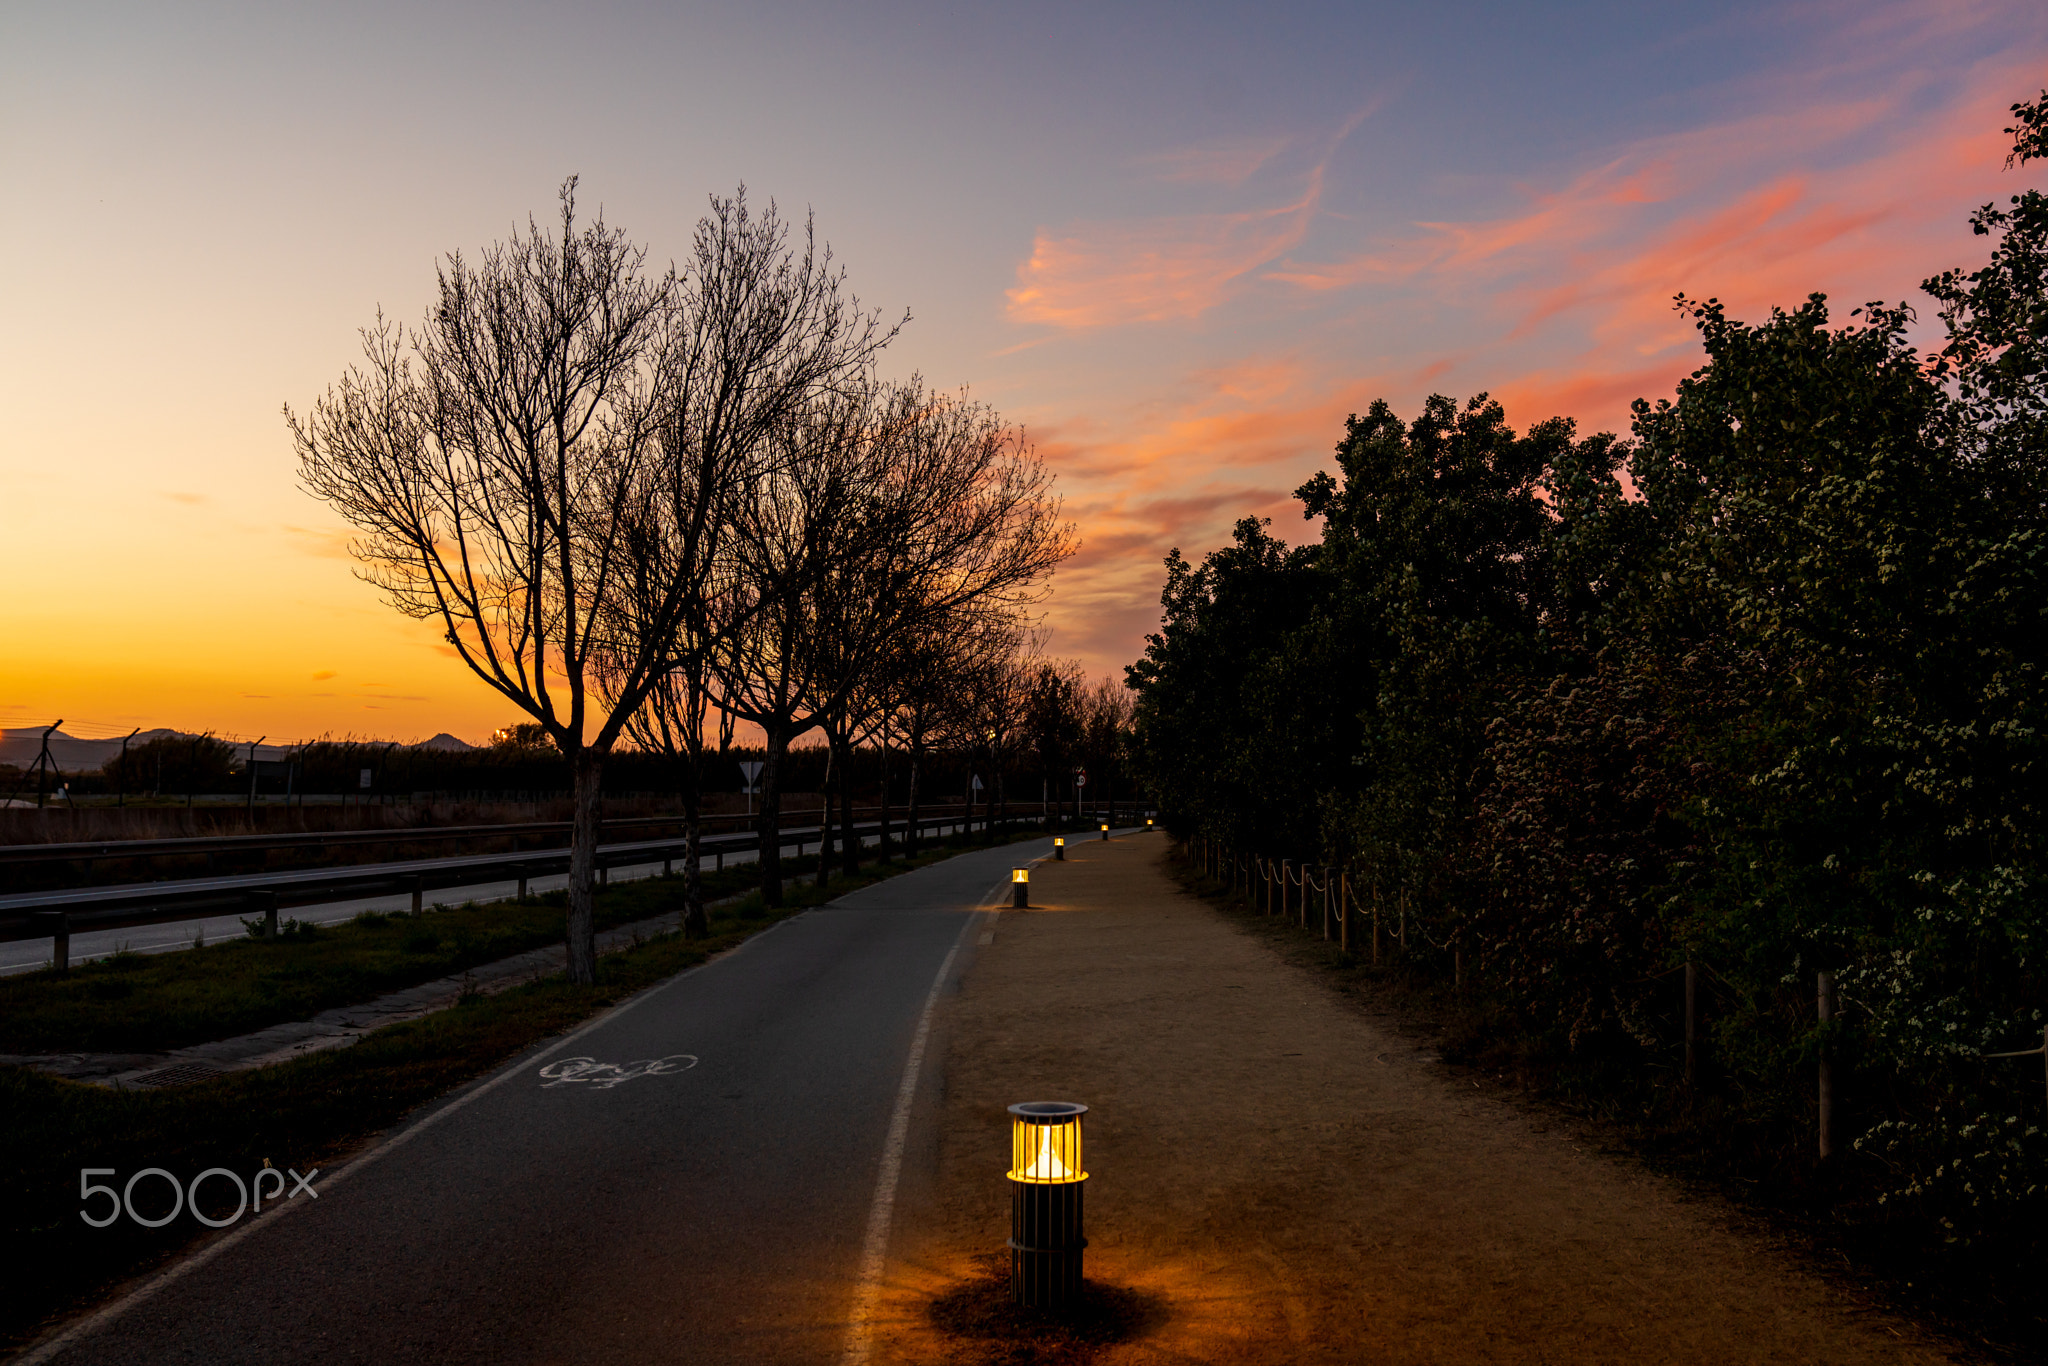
1,807,1153,967
0,804,968,871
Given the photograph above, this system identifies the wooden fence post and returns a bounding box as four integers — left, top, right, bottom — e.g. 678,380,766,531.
1371,881,1380,966
1339,872,1350,953
1321,868,1332,941
1684,960,1697,1087
1817,970,1836,1162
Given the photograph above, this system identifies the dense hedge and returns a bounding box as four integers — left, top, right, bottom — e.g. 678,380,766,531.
1129,95,2048,1238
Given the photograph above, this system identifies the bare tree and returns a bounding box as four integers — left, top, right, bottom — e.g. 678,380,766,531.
1027,657,1089,827
717,378,1075,902
597,189,899,936
292,182,892,980
710,386,882,904
966,625,1041,828
1080,673,1137,820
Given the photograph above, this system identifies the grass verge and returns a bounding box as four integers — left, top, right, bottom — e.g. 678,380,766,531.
0,828,1044,1355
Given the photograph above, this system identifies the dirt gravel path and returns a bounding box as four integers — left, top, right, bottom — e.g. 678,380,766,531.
869,835,1955,1365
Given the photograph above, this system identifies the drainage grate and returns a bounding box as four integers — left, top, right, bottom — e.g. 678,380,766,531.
129,1060,232,1089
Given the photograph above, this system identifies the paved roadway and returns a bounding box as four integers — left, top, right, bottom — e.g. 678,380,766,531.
0,829,912,976
29,835,1081,1366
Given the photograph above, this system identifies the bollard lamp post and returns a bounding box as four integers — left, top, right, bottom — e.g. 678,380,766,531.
1099,821,1110,842
1007,1101,1088,1309
1053,837,1065,861
1012,866,1030,909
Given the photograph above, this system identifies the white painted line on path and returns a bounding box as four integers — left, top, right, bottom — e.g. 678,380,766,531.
840,878,1007,1366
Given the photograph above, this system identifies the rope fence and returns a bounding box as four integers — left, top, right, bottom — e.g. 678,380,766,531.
1176,832,2048,1155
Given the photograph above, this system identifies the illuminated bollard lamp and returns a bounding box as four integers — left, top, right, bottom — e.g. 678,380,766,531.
1053,837,1065,861
1007,1101,1089,1309
1099,822,1110,842
1012,866,1030,909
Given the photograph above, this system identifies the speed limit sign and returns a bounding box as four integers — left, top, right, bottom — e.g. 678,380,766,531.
1075,768,1087,787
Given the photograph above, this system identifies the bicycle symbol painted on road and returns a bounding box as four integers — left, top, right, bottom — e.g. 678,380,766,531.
537,1054,698,1090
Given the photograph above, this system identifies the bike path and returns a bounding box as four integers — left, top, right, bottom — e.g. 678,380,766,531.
30,837,1064,1366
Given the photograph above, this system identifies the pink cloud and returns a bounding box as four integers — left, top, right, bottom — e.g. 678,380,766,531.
1006,104,1381,330
1005,191,1319,329
1028,37,2048,683
1138,135,1292,187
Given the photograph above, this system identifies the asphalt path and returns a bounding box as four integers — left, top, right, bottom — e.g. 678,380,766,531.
0,829,911,976
29,835,1072,1366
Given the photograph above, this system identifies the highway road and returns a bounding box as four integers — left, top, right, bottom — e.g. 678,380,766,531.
0,830,894,976
27,836,1063,1366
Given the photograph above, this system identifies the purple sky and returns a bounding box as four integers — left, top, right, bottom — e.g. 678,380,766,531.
3,0,2043,743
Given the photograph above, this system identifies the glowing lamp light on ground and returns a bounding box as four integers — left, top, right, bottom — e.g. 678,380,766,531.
1012,866,1030,909
1100,822,1110,842
1006,1101,1089,1310
1054,837,1065,861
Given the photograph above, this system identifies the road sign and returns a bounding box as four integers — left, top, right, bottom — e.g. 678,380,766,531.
1075,769,1087,788
739,761,764,790
358,768,372,789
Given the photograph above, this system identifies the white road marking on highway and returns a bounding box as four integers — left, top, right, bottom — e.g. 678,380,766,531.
537,1054,697,1089
840,882,1005,1366
11,928,778,1366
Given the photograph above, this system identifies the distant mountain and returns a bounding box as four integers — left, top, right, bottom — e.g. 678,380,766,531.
2,729,284,772
0,728,189,771
1,726,482,772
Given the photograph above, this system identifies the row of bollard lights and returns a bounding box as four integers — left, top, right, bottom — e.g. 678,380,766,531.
998,815,1152,1308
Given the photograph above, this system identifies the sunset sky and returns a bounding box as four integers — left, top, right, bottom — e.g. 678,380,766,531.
3,0,2045,745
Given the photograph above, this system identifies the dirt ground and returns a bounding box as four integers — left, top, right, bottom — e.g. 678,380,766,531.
867,835,1958,1365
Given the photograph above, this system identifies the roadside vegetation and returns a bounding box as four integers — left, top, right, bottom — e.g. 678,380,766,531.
3,869,748,1055
2,825,1051,1057
0,826,1042,1355
1131,92,2048,1350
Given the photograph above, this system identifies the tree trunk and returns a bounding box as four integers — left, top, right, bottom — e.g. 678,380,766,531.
906,741,922,857
681,777,707,939
839,730,860,877
758,724,788,906
877,737,892,860
816,735,836,890
567,750,603,984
